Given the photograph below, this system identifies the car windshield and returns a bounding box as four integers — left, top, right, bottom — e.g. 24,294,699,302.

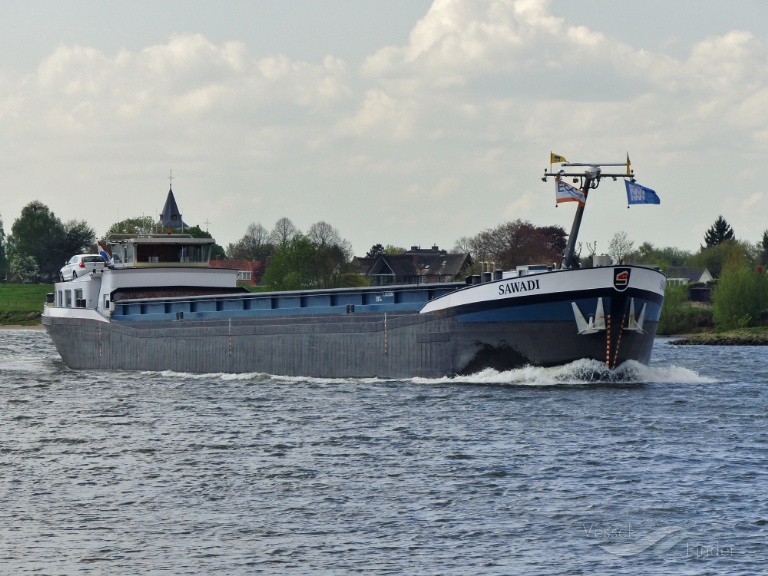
82,256,104,263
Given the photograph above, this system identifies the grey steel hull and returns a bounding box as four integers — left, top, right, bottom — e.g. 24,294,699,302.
42,309,659,378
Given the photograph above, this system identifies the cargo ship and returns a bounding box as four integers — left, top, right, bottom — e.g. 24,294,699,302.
42,159,666,377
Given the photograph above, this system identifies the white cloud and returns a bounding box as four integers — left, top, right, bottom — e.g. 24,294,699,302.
337,89,416,141
3,0,768,255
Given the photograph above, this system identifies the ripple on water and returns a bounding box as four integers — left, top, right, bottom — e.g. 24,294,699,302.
0,329,764,574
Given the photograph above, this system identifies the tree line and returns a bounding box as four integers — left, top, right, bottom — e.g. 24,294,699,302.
0,203,221,283
605,215,768,332
227,217,364,291
3,201,768,332
603,215,758,277
225,217,570,290
0,201,95,283
604,214,768,280
0,199,570,288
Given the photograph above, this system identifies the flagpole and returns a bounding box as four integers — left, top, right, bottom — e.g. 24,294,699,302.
542,157,650,268
562,168,599,269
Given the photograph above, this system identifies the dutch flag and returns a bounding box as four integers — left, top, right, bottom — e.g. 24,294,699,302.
97,241,111,263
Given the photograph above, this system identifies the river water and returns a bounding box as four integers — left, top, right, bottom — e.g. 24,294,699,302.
0,328,766,574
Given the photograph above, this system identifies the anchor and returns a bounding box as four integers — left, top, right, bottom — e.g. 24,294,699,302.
624,298,646,333
572,298,606,334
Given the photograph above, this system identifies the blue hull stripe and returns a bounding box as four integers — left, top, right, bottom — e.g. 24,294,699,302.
451,287,663,323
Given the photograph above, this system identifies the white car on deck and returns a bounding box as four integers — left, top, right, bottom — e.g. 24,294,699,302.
59,254,108,281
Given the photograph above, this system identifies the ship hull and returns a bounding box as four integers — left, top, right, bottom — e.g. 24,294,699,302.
42,266,664,378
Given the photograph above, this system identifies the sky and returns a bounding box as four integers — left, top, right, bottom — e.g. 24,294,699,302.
2,0,768,258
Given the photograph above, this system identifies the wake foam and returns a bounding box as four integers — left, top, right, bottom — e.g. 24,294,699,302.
412,359,715,387
134,359,714,386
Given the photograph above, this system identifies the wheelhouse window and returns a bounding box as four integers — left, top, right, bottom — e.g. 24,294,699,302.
123,245,133,265
134,243,211,263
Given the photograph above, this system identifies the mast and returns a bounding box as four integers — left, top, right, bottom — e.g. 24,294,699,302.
542,159,634,269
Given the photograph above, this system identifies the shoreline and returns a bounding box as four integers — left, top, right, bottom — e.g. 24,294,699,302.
6,323,768,346
668,328,768,346
5,323,767,345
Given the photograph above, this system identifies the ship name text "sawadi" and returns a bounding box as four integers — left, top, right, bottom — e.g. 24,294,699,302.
498,278,541,296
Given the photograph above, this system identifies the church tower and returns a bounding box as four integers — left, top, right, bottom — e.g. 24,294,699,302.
158,171,188,230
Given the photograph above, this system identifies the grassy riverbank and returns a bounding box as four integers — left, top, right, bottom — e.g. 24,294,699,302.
0,284,52,325
668,326,768,346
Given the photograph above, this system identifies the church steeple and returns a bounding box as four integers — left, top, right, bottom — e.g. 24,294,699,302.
158,170,188,229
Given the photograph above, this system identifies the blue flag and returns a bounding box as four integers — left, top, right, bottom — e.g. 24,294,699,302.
625,180,660,205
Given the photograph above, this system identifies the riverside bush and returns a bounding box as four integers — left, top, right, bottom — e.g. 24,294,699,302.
712,266,768,330
658,284,698,334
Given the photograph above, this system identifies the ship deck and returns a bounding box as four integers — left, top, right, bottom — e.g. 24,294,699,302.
111,282,465,323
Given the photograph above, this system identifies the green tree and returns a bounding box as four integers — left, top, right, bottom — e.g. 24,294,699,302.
633,242,692,271
608,231,634,264
0,214,7,280
185,225,226,260
261,235,316,290
656,246,691,268
262,222,361,291
9,253,40,283
268,217,300,249
366,243,385,258
310,242,352,289
690,239,755,279
227,223,273,261
759,230,768,267
703,215,735,248
102,217,225,259
9,201,67,281
657,283,690,334
467,219,568,270
61,219,96,259
712,263,767,329
102,216,157,238
452,236,473,255
304,221,352,288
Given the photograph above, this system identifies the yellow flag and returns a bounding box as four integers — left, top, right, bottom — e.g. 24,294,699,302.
626,153,631,176
550,152,567,164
